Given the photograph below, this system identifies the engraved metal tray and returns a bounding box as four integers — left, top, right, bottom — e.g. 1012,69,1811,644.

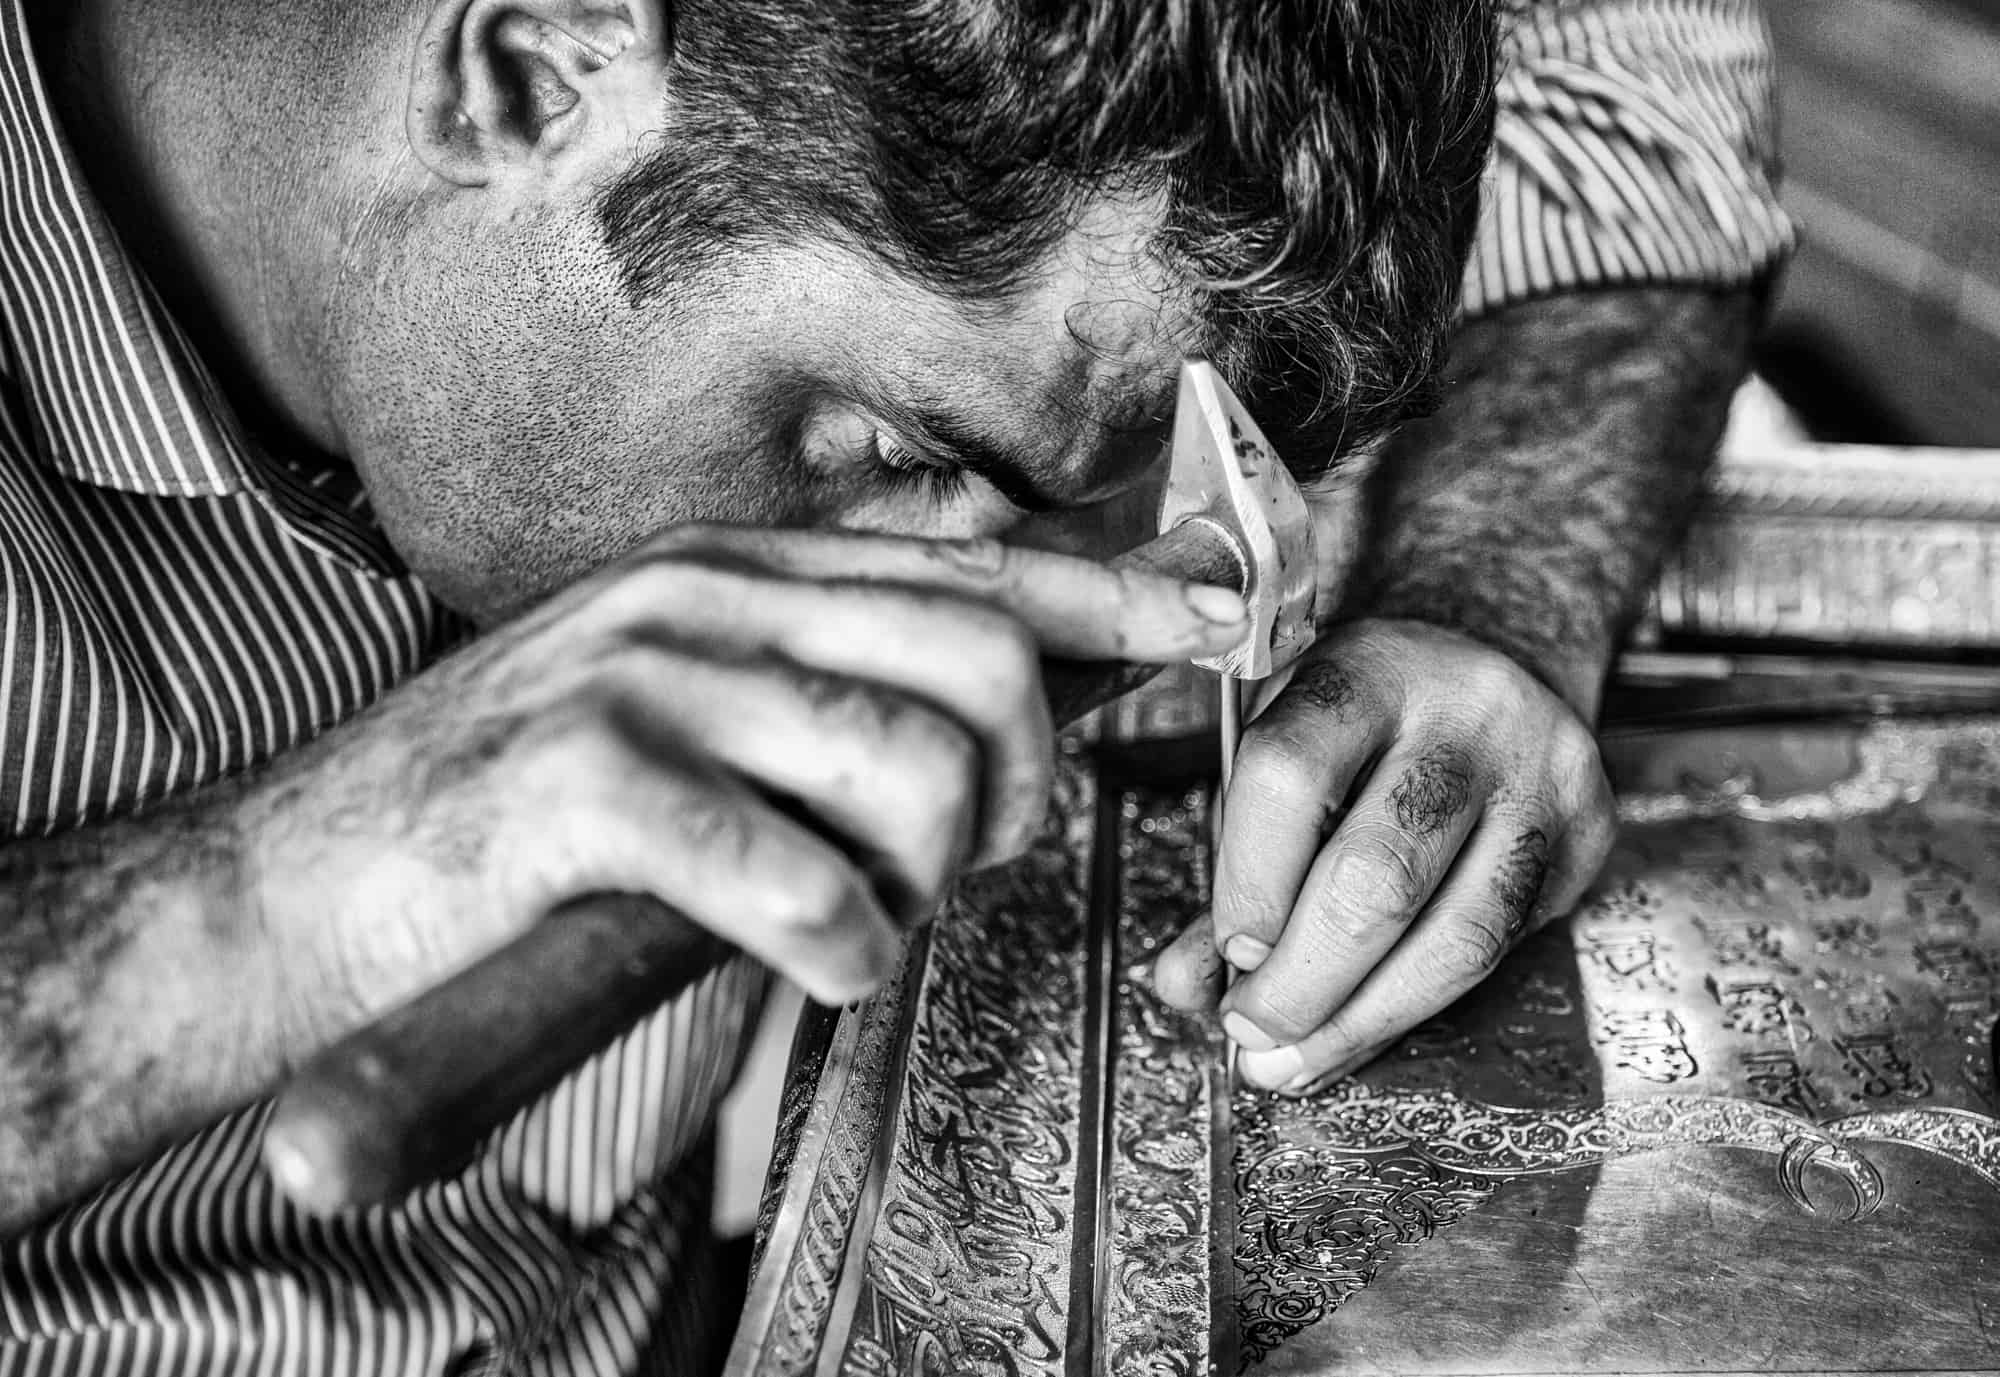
727,440,2000,1376
729,716,2000,1376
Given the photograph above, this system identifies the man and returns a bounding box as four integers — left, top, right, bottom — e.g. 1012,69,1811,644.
0,1,1786,1374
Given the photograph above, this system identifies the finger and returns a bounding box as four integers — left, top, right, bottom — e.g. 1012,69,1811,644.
1539,755,1619,921
1211,656,1390,976
593,562,1056,865
1152,911,1226,1011
1234,818,1555,1093
638,524,1249,663
1222,739,1485,1051
628,652,980,925
503,727,905,1006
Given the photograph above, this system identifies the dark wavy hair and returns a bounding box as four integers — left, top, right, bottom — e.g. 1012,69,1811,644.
598,1,1499,474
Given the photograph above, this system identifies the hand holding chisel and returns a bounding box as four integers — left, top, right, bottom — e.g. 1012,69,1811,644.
263,362,1315,1215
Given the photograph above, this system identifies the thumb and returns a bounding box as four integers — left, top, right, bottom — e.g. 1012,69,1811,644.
1150,910,1226,1011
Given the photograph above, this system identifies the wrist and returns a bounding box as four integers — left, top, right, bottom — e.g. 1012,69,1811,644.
1337,597,1612,723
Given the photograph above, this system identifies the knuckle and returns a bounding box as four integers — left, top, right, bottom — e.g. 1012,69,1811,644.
1233,724,1325,806
1337,825,1433,921
1211,868,1288,933
1573,802,1620,872
1109,561,1170,619
762,853,866,939
1493,824,1554,924
573,634,676,698
1551,728,1607,794
895,728,982,861
1429,907,1512,981
1281,657,1370,721
928,536,1010,581
607,551,748,623
787,669,980,797
1464,655,1527,706
675,791,764,873
1241,984,1326,1045
786,665,889,734
1386,744,1477,839
513,694,631,782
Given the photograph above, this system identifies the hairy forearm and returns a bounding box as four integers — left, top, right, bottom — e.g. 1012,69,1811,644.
0,788,283,1232
1344,286,1760,717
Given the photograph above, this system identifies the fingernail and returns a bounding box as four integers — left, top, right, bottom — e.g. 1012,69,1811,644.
1222,1011,1277,1052
1222,935,1271,973
1282,1061,1354,1098
1284,1043,1386,1096
1237,1044,1305,1089
1184,584,1247,624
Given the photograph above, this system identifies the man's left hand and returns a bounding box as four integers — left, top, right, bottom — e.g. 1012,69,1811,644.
1152,617,1617,1093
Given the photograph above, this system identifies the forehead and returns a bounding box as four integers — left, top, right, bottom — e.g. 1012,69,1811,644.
1002,192,1201,423
800,189,1197,443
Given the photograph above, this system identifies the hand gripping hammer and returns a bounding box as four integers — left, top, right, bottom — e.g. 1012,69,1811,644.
262,361,1318,1215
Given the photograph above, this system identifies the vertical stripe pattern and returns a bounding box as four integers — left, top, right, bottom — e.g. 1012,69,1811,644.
1464,0,1795,317
0,3,767,1375
0,0,1790,1373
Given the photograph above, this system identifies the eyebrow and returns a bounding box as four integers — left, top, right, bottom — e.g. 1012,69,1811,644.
895,403,1067,514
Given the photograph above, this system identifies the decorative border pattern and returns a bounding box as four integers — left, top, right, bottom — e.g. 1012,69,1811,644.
1613,719,1992,826
1703,445,2000,523
835,760,1099,1375
740,717,2000,1374
1104,785,1233,1377
1233,1085,2000,1361
729,945,919,1377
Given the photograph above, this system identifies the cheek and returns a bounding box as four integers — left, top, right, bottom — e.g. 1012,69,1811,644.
328,257,820,624
370,414,816,626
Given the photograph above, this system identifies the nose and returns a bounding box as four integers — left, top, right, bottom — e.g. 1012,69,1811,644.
1007,461,1168,561
1073,412,1176,505
1009,374,1180,557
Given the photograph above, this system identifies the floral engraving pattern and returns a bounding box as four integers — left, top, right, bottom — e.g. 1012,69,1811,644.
747,950,922,1377
744,719,2000,1375
1233,1138,1495,1362
1230,719,2000,1365
1105,786,1232,1376
1232,1086,2000,1361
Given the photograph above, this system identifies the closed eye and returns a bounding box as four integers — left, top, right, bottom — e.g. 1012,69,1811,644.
869,430,972,509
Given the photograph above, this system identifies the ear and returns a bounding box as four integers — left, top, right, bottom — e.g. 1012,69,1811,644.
407,0,670,187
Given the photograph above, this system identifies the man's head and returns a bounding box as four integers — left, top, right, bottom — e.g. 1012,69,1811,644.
81,0,1496,623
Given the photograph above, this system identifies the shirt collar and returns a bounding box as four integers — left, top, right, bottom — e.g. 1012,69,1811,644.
0,0,401,572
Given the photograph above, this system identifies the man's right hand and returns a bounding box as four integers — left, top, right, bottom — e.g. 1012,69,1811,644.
242,523,1248,1048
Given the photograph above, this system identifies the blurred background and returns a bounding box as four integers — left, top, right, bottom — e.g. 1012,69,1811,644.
1759,0,1999,448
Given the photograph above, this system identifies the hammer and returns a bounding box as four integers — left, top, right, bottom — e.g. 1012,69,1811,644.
262,361,1316,1215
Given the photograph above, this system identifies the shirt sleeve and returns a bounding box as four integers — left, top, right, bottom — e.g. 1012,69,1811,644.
1461,0,1796,318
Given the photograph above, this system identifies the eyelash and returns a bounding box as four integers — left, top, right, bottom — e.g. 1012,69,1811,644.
871,432,971,507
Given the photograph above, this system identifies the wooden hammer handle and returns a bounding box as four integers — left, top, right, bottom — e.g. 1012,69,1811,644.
263,522,1243,1214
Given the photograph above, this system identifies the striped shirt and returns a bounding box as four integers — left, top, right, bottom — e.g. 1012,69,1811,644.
1463,0,1792,316
0,1,1787,1375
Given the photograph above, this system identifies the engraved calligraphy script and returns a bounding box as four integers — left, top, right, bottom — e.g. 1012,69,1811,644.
1233,720,2000,1365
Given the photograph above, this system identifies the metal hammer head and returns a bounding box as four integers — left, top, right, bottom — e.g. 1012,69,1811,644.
1158,362,1317,680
